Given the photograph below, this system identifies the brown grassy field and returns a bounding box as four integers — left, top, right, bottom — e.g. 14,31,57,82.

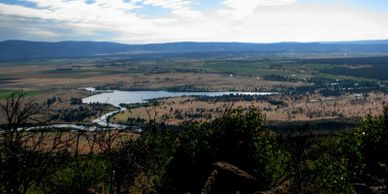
111,92,388,125
0,62,308,91
20,130,139,155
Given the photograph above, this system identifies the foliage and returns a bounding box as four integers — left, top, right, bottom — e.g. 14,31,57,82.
341,107,388,185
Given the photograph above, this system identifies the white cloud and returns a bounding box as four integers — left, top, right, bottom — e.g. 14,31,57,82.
140,0,203,18
141,0,191,10
222,0,297,8
0,1,387,43
219,0,297,20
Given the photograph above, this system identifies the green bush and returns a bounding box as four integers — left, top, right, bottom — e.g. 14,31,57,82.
341,107,388,185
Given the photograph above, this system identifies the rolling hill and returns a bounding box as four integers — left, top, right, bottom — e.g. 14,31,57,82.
1,40,388,62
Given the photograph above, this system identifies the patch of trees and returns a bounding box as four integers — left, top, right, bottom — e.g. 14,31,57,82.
321,64,388,80
267,118,358,133
292,77,386,96
263,75,300,82
298,56,388,80
1,91,388,193
69,97,82,105
166,84,205,92
50,101,114,123
46,96,62,106
195,94,273,102
299,56,388,66
50,107,94,122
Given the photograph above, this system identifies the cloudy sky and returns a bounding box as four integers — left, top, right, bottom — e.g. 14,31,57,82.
0,0,388,43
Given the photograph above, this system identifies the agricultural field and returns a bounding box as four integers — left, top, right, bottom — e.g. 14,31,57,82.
0,54,387,92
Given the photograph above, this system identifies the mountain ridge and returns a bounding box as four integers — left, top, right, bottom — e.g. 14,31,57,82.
1,39,388,62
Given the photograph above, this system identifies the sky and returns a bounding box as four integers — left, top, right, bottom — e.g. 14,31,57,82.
0,0,388,44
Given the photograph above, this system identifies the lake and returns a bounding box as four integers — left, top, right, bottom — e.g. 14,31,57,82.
82,90,276,107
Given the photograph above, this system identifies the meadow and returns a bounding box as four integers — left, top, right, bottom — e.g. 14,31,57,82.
0,54,387,92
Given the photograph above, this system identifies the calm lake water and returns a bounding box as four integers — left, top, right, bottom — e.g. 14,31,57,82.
82,90,276,107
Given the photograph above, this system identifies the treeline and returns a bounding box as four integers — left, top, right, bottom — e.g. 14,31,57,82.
299,56,388,66
293,77,386,96
322,64,388,80
299,56,388,80
46,96,116,123
262,75,386,96
1,92,388,193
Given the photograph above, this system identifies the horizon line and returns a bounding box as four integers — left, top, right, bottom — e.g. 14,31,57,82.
2,38,388,45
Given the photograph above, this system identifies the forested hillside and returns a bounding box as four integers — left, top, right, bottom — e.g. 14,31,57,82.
2,40,388,61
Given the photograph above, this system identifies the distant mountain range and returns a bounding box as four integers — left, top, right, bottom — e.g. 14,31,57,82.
1,40,388,61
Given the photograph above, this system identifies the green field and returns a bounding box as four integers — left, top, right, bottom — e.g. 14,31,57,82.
0,89,42,99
